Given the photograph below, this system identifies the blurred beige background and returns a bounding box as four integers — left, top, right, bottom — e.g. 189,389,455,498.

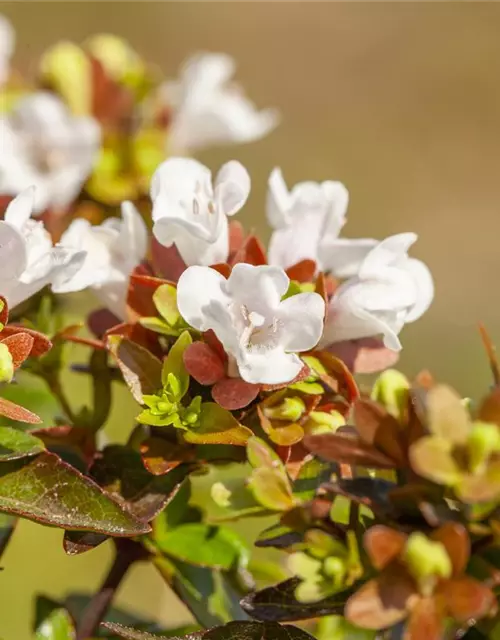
2,2,500,637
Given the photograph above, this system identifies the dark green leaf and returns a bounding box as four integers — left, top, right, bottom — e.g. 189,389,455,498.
102,621,315,640
90,445,195,522
63,530,109,555
240,578,354,622
0,452,149,535
0,426,45,461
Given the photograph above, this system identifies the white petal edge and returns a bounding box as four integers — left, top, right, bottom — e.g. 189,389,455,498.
177,265,228,331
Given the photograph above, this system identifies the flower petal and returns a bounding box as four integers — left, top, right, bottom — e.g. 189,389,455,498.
404,257,434,322
214,160,250,216
238,348,303,385
120,201,148,265
360,232,417,279
176,265,228,332
318,237,377,279
226,263,289,314
266,167,292,229
277,292,325,352
3,187,35,229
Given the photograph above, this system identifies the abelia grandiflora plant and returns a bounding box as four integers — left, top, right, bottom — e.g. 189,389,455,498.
1,15,500,640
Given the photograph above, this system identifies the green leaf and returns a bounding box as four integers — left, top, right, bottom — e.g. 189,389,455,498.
139,317,179,336
154,284,181,327
155,523,249,571
107,336,162,403
184,404,252,446
247,437,282,469
0,451,150,535
162,331,192,395
240,578,354,622
34,597,76,640
0,426,45,461
247,468,296,512
102,621,315,640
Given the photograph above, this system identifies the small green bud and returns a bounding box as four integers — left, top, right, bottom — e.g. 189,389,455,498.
211,482,232,508
404,533,452,594
323,557,346,588
371,369,410,421
265,396,306,422
166,372,181,399
467,421,500,474
0,343,14,383
304,410,345,435
156,401,173,414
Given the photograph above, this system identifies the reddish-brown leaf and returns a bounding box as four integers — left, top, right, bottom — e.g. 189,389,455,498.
151,237,187,283
364,525,407,570
0,333,34,368
140,437,197,476
406,596,444,640
478,387,500,427
431,523,470,577
286,260,316,283
228,220,245,253
0,398,42,424
183,341,225,385
314,351,360,403
0,325,52,357
127,271,168,320
345,566,415,630
88,308,121,339
212,377,260,410
210,263,232,278
327,338,400,375
441,577,496,622
303,433,395,468
354,398,405,465
107,336,162,403
231,235,267,267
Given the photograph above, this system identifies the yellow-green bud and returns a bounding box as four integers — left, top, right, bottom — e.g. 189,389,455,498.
0,343,14,383
467,421,500,474
264,397,306,422
304,410,345,435
404,533,452,594
371,369,410,421
40,42,91,116
323,557,346,588
211,482,232,508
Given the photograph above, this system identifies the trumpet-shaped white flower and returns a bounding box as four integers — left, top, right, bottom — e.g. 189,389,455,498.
177,263,325,385
163,53,279,154
0,92,100,214
320,233,434,351
0,15,14,87
151,157,250,267
56,201,148,318
0,188,85,309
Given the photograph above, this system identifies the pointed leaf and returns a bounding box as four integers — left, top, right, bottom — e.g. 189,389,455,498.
304,433,395,468
364,525,407,570
0,426,45,461
0,325,52,357
1,332,34,368
154,283,180,326
162,331,192,393
63,530,109,555
0,452,149,535
0,397,42,424
107,335,162,403
184,403,252,446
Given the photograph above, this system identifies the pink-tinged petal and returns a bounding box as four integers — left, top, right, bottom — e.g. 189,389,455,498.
405,257,434,322
328,338,400,374
3,187,35,229
226,263,289,313
318,237,377,279
176,265,228,331
277,292,325,352
0,220,27,281
211,376,260,410
215,160,250,216
183,341,225,385
267,167,292,229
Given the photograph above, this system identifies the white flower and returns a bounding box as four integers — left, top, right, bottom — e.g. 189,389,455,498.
163,53,279,154
56,201,148,318
0,92,100,213
0,15,14,87
177,263,325,385
0,188,85,309
267,167,350,271
151,157,250,267
320,233,434,351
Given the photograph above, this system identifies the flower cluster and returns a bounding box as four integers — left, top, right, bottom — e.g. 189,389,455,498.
3,14,499,640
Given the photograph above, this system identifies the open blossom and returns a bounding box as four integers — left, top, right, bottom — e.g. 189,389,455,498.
56,201,148,318
162,52,279,154
0,188,85,309
0,14,14,87
151,157,250,267
0,92,100,213
320,233,434,351
177,263,325,385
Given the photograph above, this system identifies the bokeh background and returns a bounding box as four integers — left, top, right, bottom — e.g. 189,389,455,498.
2,2,500,637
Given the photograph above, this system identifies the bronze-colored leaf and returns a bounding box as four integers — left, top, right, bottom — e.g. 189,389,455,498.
257,406,304,447
441,577,496,622
107,335,162,403
140,437,197,476
183,341,225,385
304,433,395,468
430,523,469,577
409,436,461,485
427,385,469,444
354,398,404,464
478,388,500,427
405,596,444,640
0,397,42,424
364,525,407,570
0,332,34,367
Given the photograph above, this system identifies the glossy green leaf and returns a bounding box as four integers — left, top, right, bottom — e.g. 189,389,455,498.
248,468,295,512
183,404,252,446
0,426,45,461
139,317,179,336
154,284,180,326
156,523,249,570
102,620,315,639
162,331,192,395
0,452,149,535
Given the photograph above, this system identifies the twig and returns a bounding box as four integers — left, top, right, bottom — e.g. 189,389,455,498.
479,323,500,387
75,539,148,640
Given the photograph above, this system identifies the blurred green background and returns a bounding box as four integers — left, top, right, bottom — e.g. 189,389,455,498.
2,1,500,637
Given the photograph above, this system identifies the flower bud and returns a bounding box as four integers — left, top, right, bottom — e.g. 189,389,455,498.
467,421,500,474
371,369,410,421
304,410,345,435
264,396,306,422
0,343,14,384
404,532,452,595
